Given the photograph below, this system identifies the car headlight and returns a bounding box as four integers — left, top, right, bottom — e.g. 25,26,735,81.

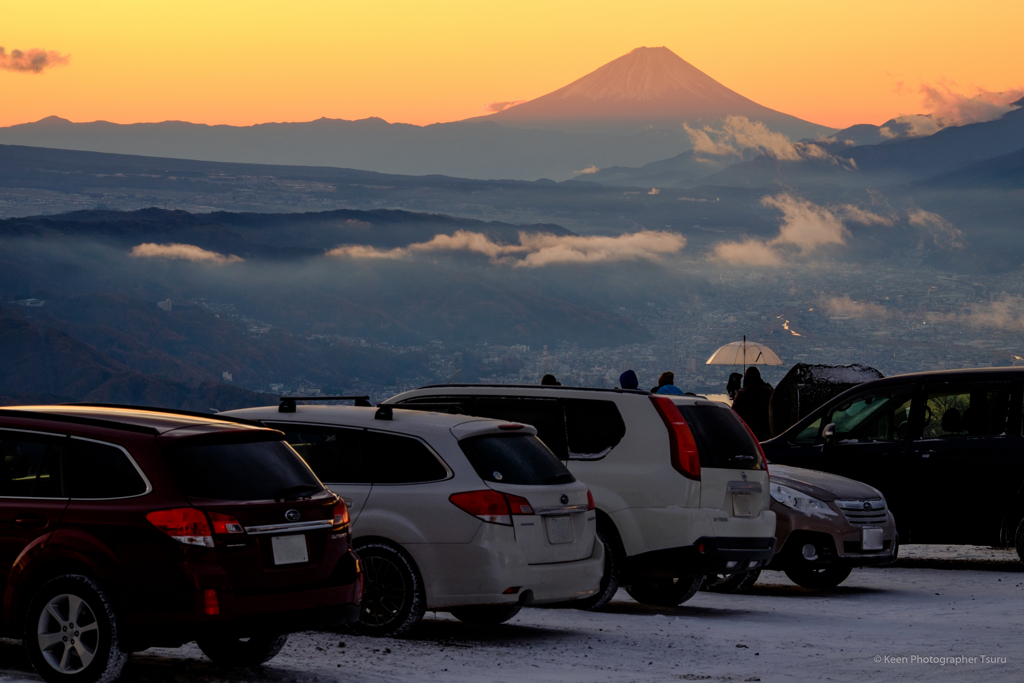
770,483,838,518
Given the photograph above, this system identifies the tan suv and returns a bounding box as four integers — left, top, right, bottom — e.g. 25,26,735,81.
704,463,898,592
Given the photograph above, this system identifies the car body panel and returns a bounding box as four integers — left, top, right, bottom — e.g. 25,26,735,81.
385,385,777,576
222,404,604,609
763,368,1024,545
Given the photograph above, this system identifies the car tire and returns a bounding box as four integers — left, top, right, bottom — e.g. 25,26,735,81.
624,571,705,607
784,565,853,589
24,575,129,683
195,635,288,667
570,530,620,611
702,569,761,594
448,605,522,625
349,542,426,638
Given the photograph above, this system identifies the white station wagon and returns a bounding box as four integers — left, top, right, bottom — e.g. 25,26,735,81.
223,402,604,636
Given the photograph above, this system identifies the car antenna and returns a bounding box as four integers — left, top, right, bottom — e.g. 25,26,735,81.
446,369,461,384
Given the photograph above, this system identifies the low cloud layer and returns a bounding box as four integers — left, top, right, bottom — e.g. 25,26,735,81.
327,229,686,267
131,243,244,264
684,116,854,169
907,208,963,249
712,194,848,266
484,100,527,113
819,295,889,319
711,196,958,266
883,82,1024,138
0,46,70,73
573,165,600,175
819,293,1024,334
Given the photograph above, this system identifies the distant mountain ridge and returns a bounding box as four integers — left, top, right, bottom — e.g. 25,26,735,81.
0,47,832,180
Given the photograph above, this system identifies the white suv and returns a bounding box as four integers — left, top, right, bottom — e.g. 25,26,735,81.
384,385,777,608
222,403,604,636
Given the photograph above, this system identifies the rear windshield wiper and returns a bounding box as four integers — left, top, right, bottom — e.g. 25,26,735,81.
275,484,322,501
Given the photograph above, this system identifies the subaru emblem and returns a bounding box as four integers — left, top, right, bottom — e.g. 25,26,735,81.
863,502,871,511
560,494,569,505
285,509,300,522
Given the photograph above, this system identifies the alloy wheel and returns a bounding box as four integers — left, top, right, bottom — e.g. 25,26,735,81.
36,593,100,674
361,555,409,626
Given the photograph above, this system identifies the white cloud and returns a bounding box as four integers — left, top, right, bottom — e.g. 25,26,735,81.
130,243,244,264
573,165,600,175
836,205,894,226
907,209,963,249
710,194,848,266
819,295,888,319
326,229,687,268
685,116,855,169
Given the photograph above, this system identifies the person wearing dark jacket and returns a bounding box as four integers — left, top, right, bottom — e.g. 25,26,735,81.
619,369,640,390
732,366,774,441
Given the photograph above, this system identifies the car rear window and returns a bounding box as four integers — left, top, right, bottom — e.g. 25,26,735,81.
164,439,322,501
674,403,765,470
458,433,576,486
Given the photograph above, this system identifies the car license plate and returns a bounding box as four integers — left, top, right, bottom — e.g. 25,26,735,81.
732,493,754,518
545,516,574,544
271,534,309,565
862,528,883,551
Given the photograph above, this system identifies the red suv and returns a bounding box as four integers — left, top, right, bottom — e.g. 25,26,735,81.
0,405,362,683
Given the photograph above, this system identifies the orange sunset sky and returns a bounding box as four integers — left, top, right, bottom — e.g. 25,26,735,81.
3,0,1023,130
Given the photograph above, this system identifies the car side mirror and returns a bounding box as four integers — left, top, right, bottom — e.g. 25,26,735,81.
822,422,837,447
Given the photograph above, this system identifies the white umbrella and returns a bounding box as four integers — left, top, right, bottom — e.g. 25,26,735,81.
705,336,783,368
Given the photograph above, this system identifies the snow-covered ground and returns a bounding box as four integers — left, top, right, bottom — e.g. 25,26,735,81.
3,547,1022,683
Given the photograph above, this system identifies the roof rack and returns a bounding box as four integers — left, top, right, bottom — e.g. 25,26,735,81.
0,408,160,435
278,396,372,413
70,403,267,428
415,383,650,395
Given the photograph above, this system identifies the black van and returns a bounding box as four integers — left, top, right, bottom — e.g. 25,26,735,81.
761,368,1024,556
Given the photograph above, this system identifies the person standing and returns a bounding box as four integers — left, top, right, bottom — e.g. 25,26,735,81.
652,371,684,395
732,367,774,441
618,369,640,390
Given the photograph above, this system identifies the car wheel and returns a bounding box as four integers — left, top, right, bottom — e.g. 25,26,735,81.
624,571,704,607
196,635,288,666
570,530,620,611
784,565,853,589
24,575,129,683
448,605,522,625
702,569,761,594
349,542,426,637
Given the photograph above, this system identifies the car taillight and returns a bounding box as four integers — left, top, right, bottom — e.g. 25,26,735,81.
649,396,701,481
505,493,534,515
204,589,220,616
333,498,350,527
208,511,245,535
586,489,596,511
146,508,214,547
449,490,535,525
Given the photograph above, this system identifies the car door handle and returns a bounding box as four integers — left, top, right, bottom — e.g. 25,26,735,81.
913,450,936,459
15,516,48,530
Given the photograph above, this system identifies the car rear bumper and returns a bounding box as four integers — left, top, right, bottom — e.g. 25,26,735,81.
622,536,776,577
124,550,362,648
410,533,606,609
